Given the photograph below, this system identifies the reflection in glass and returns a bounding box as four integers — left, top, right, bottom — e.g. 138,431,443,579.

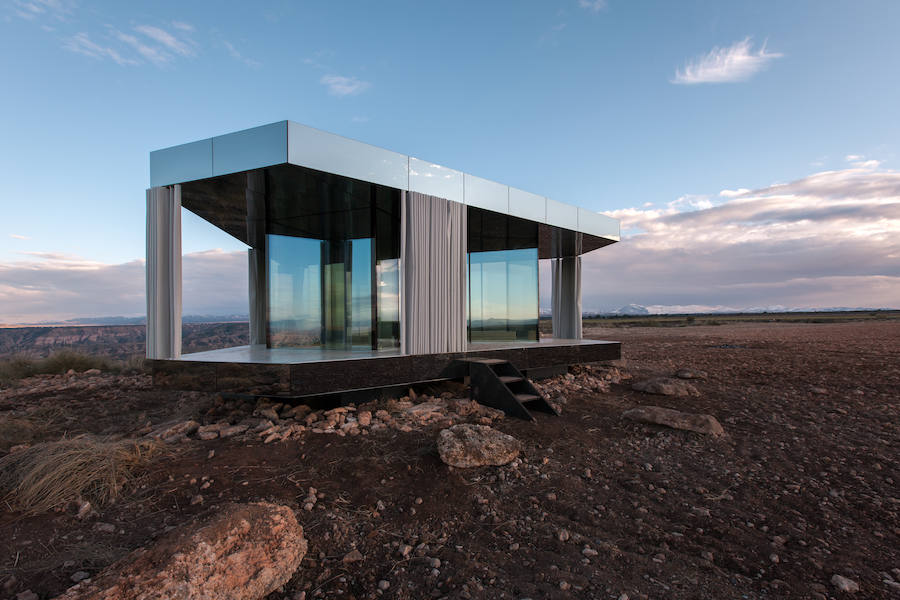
268,235,322,347
468,248,539,341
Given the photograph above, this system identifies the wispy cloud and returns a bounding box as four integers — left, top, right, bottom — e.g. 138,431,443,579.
134,24,195,57
320,74,371,97
10,0,72,22
9,234,31,240
62,32,138,66
222,40,261,68
672,37,783,84
62,22,197,67
578,0,606,12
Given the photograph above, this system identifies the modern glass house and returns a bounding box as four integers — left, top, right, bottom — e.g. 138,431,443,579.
146,121,621,397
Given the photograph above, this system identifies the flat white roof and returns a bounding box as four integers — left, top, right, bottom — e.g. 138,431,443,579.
150,121,619,241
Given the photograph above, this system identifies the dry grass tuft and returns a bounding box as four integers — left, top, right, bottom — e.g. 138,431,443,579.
0,435,163,514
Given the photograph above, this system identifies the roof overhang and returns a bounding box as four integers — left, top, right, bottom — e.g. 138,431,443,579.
150,121,620,246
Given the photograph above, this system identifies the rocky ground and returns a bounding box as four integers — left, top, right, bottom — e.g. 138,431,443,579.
1,320,898,599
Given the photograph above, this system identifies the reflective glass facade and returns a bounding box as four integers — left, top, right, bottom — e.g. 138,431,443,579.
467,208,540,342
266,165,401,350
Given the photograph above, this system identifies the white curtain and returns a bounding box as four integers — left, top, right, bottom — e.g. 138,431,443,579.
551,256,582,340
401,191,467,354
146,185,182,358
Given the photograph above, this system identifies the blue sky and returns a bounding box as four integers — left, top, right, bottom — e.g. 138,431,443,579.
1,0,899,321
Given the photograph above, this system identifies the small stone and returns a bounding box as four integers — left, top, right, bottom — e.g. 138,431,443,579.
701,551,714,561
342,549,364,563
770,553,780,563
16,591,39,600
831,574,859,593
557,529,570,542
76,500,94,520
618,594,630,600
71,571,90,582
559,581,571,591
94,522,116,533
378,580,390,591
399,544,413,558
414,497,423,505
190,494,204,505
207,450,215,459
430,558,441,568
582,546,598,557
509,543,520,551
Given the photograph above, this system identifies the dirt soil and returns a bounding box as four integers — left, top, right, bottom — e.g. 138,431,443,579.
1,321,898,599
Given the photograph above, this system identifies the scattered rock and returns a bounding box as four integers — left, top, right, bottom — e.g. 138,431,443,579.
342,549,364,564
675,368,706,380
377,580,390,591
152,420,200,442
623,405,725,436
436,424,521,468
831,574,860,593
631,377,700,397
70,571,90,583
54,503,306,600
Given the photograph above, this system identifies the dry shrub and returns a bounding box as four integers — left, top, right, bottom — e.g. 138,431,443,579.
0,351,118,386
0,417,36,451
0,435,163,514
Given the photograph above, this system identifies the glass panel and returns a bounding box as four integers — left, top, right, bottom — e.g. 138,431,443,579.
268,235,322,347
468,248,539,342
265,164,401,351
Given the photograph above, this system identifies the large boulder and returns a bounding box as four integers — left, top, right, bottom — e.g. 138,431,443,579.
631,377,699,397
54,502,306,600
623,405,725,436
437,424,521,468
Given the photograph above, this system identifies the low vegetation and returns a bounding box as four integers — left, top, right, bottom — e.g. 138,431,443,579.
0,350,145,386
0,435,162,514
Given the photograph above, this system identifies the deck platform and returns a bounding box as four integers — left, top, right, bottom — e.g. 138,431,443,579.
148,338,621,397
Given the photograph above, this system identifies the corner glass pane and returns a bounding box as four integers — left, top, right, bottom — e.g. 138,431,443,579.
268,235,322,347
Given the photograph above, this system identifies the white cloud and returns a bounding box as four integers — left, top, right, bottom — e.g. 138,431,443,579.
0,250,248,324
844,154,881,169
579,165,900,312
672,37,783,84
9,234,31,240
719,188,750,198
320,74,371,97
578,0,606,12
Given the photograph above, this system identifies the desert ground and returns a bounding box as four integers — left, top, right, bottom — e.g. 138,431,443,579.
0,320,898,599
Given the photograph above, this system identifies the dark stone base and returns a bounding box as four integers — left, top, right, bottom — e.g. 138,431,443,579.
149,341,621,397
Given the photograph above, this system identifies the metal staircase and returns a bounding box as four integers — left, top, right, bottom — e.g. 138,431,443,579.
459,358,559,421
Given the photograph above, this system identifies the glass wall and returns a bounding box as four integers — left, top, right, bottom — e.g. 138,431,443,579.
467,207,540,342
265,164,401,350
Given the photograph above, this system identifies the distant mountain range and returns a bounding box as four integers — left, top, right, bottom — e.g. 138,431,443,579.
2,314,249,327
584,304,896,317
4,305,898,329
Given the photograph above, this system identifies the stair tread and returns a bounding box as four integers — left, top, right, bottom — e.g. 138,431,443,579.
514,393,542,402
499,376,523,383
467,358,508,365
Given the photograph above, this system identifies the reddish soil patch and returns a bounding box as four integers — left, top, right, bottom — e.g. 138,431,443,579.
1,321,899,599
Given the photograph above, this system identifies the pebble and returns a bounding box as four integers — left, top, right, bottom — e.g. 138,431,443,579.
70,571,90,582
557,529,570,542
701,551,714,561
190,494,204,505
378,580,390,591
559,581,571,591
430,558,441,568
831,574,859,593
399,544,413,558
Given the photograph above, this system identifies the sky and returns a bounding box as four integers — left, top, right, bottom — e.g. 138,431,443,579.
1,0,899,322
